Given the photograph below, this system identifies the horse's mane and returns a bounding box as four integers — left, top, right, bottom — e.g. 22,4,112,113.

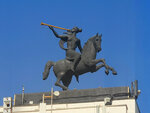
82,35,96,53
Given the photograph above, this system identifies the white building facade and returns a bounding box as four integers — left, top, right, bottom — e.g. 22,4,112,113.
0,98,140,113
0,84,140,113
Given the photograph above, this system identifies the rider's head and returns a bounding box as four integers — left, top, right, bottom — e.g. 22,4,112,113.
71,27,82,33
63,27,82,34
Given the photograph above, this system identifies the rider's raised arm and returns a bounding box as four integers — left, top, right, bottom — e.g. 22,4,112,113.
49,26,68,39
77,40,82,53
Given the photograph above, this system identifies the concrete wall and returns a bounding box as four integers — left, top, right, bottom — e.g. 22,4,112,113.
0,99,140,113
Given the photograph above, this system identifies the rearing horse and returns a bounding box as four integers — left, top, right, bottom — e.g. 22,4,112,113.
43,34,117,90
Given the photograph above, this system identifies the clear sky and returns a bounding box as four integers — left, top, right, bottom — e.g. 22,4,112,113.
0,0,149,112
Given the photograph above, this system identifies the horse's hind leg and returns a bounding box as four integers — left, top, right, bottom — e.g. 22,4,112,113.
55,72,68,90
62,74,73,88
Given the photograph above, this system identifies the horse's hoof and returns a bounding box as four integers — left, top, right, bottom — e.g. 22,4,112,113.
43,72,48,80
63,87,68,91
105,70,109,75
112,71,117,75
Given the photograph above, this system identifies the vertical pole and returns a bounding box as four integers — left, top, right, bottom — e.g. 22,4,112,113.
22,86,24,104
134,80,138,98
131,82,134,96
13,95,16,106
43,94,45,103
51,87,53,113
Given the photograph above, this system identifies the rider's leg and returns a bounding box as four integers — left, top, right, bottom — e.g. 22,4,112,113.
71,54,81,72
66,50,81,72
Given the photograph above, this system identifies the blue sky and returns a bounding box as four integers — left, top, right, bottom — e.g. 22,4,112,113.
0,0,149,112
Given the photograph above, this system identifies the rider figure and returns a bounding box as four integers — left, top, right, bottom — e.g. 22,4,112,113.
49,26,82,72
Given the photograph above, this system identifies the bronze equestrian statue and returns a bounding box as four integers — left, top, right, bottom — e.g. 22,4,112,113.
41,23,117,90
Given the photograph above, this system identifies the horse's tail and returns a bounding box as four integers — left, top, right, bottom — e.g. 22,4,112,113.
43,61,54,80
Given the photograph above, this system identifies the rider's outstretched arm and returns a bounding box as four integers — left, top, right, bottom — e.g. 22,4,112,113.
49,26,68,39
77,40,82,53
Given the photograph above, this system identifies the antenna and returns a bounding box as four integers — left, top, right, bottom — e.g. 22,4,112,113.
22,85,24,104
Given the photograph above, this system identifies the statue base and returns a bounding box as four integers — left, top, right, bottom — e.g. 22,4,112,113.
14,86,130,106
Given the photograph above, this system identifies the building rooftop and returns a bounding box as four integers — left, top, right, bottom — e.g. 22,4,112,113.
14,86,133,106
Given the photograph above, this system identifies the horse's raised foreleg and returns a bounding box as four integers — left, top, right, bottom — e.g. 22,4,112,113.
88,58,117,75
92,64,105,72
86,58,109,74
95,59,117,75
97,59,110,75
55,72,68,90
86,58,105,67
106,66,117,75
85,58,117,75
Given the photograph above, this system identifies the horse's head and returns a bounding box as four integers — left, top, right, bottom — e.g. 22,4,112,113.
82,33,102,56
91,33,102,52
